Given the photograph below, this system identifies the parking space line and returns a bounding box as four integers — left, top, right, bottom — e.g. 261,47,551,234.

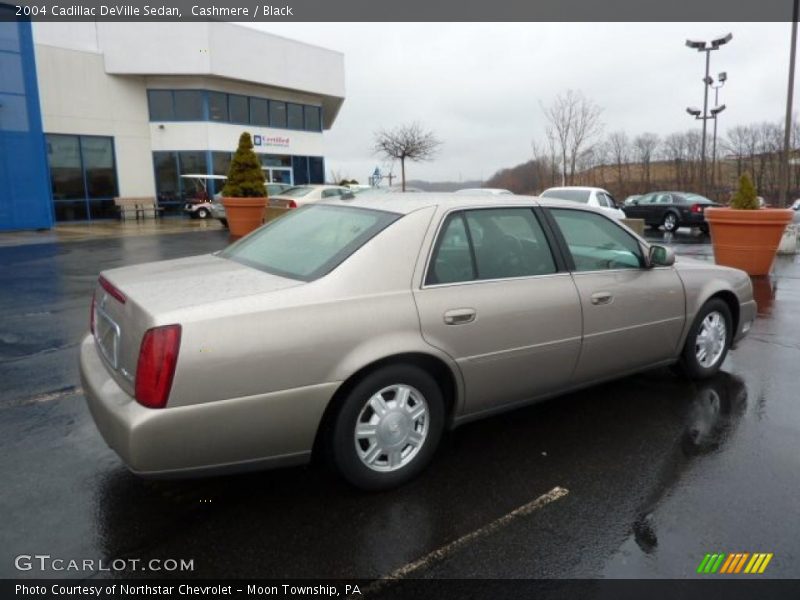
3,386,83,408
360,486,569,596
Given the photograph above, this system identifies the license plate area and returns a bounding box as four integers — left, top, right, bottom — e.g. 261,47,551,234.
95,306,120,369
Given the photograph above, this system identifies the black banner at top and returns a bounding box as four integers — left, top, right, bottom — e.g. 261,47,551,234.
2,0,798,22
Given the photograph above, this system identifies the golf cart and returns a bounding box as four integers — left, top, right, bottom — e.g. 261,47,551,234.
181,174,227,219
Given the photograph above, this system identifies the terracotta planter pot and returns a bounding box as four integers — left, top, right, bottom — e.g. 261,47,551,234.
705,207,793,276
222,197,267,240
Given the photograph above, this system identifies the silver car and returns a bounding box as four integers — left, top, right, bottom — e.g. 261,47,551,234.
80,195,756,490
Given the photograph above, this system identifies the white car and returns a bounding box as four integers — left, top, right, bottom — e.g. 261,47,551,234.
268,185,352,208
454,188,514,196
539,186,626,220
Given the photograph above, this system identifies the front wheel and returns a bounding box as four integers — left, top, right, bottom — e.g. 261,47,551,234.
196,208,210,219
678,299,732,379
662,212,679,232
328,365,444,490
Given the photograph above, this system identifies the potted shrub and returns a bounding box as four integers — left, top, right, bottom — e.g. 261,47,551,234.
222,132,268,240
704,174,793,276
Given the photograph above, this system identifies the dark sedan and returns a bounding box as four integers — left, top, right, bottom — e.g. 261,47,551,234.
623,192,720,233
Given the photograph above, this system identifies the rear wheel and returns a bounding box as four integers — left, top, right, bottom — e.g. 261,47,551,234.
700,224,709,235
328,365,444,490
219,218,228,228
662,212,679,232
196,208,210,219
678,299,732,379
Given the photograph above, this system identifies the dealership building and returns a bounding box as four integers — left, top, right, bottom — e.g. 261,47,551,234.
0,16,345,230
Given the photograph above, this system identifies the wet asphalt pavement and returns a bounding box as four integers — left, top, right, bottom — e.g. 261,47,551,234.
1,224,798,581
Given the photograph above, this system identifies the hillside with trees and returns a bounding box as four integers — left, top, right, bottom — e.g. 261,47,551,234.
482,89,800,203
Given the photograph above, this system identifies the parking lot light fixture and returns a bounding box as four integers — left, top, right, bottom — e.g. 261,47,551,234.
685,34,733,195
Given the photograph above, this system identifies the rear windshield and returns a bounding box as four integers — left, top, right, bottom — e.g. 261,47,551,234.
682,194,715,204
219,205,400,281
540,189,591,203
279,186,314,198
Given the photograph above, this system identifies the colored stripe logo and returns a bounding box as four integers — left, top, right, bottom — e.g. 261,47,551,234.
696,552,773,574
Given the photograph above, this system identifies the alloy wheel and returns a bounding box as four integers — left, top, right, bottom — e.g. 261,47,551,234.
354,384,429,472
694,310,727,368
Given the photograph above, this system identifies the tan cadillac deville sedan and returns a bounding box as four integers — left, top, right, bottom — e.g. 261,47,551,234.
80,194,756,490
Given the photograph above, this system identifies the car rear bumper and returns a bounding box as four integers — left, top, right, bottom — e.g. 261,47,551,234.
681,212,709,226
79,335,338,477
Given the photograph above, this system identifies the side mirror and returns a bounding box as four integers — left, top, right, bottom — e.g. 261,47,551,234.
648,245,675,267
631,199,639,206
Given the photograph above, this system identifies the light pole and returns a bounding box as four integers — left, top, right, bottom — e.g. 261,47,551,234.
686,33,732,195
780,0,799,207
710,72,727,190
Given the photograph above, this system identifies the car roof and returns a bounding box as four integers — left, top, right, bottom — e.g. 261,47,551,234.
318,192,604,216
542,186,612,194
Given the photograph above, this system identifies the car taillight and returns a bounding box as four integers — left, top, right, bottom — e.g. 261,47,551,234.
287,200,297,209
691,204,703,214
135,325,182,409
99,275,126,305
90,291,96,334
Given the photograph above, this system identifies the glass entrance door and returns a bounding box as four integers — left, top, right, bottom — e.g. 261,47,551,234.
265,167,293,185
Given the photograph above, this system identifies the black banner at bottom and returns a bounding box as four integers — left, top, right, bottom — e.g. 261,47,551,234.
5,579,800,600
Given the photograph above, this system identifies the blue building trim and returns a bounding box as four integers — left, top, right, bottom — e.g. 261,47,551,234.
0,14,53,231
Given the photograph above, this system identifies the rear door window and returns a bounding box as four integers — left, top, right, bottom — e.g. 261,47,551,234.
426,208,557,285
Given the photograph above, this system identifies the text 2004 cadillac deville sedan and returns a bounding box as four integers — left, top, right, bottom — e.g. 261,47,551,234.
80,194,756,490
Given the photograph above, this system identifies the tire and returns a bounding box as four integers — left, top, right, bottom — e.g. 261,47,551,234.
328,364,444,491
662,212,679,233
678,299,733,380
220,218,228,228
700,224,709,235
197,208,210,219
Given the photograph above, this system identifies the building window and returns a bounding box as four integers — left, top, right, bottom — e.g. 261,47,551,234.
269,100,287,128
287,103,304,130
309,157,324,183
145,89,325,133
153,151,179,206
47,135,85,200
229,94,249,124
81,137,116,198
304,106,321,132
153,151,209,213
208,91,228,122
173,90,204,120
250,98,268,126
212,151,232,177
147,90,174,120
46,134,118,221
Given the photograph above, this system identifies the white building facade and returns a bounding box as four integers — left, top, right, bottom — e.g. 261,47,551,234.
30,22,345,222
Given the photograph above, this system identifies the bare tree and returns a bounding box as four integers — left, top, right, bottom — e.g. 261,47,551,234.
373,122,442,191
607,131,630,190
663,132,688,187
633,133,660,187
542,90,603,185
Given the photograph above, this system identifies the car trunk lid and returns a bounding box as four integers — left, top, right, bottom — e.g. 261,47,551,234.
91,254,302,397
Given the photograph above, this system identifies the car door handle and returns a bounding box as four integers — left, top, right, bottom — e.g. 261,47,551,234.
591,292,613,305
443,308,476,325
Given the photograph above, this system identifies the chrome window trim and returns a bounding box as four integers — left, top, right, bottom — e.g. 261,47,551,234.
422,271,573,290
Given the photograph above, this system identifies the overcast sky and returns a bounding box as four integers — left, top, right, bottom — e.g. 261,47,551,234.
250,22,795,183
